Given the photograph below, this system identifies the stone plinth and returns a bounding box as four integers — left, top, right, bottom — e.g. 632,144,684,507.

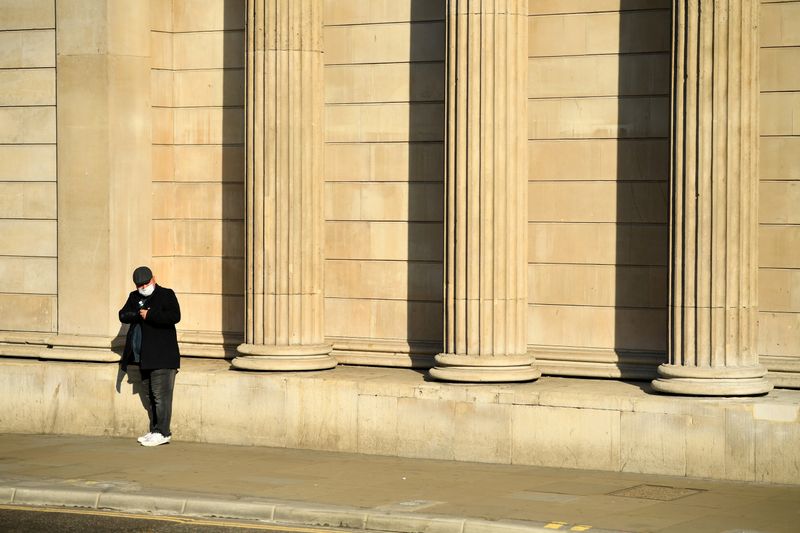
1,358,798,485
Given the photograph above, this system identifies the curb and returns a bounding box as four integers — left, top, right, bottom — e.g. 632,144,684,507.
0,483,619,533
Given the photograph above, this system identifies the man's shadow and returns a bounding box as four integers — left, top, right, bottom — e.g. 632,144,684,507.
113,324,152,420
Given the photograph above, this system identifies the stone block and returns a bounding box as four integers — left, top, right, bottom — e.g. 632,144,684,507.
150,0,172,32
106,1,150,57
152,256,244,296
759,226,800,268
173,107,244,145
685,414,726,479
528,222,668,266
152,145,174,181
325,103,444,143
0,293,56,332
528,53,669,98
0,29,54,68
0,0,55,30
755,416,800,484
172,293,244,334
512,405,621,470
529,1,670,16
396,397,455,460
0,69,55,106
323,0,445,25
173,69,245,107
761,1,800,47
724,408,756,481
528,96,669,140
0,182,55,219
41,361,117,435
0,145,55,181
0,257,56,294
325,62,444,104
760,181,800,225
761,92,800,136
0,107,55,143
324,142,444,182
325,259,441,301
761,47,800,92
620,411,687,476
528,181,668,223
150,30,172,69
151,107,174,144
761,137,800,181
324,22,444,64
527,304,667,352
324,298,442,342
325,221,443,261
528,10,670,57
325,182,443,222
150,69,174,107
453,402,512,463
173,0,245,32
173,31,245,69
528,264,667,308
758,312,800,358
0,360,45,432
357,394,399,455
285,378,359,452
759,269,800,313
0,219,55,256
174,145,245,182
529,139,669,181
200,372,287,447
152,219,244,257
153,182,244,221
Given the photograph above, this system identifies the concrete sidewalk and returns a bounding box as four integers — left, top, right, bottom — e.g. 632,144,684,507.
0,434,797,533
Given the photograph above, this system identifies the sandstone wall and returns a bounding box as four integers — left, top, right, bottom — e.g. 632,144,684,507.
322,1,446,365
759,0,800,385
526,1,671,376
0,0,57,334
149,0,246,356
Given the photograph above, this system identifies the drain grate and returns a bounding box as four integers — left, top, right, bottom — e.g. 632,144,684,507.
610,484,704,501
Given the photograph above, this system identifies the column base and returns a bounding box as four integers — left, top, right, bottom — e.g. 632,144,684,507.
41,334,124,362
429,353,541,383
651,364,773,396
232,343,337,371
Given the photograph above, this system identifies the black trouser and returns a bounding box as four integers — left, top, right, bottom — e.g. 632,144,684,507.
140,368,177,437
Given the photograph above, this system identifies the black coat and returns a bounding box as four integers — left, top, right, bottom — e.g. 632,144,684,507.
119,284,181,370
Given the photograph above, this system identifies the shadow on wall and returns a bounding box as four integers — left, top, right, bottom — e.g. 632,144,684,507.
221,0,247,357
407,1,446,365
614,0,671,377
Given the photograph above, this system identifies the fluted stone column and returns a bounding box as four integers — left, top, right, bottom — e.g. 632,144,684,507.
429,0,539,382
652,0,771,395
232,0,335,371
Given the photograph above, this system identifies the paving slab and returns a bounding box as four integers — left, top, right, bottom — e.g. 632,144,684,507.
0,434,798,533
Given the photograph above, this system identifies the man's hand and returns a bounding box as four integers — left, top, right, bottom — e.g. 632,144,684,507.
139,309,149,320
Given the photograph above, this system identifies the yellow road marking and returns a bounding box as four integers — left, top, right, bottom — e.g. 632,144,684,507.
571,526,593,532
545,522,567,530
0,504,339,532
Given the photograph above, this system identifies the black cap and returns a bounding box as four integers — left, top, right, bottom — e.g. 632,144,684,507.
132,266,153,286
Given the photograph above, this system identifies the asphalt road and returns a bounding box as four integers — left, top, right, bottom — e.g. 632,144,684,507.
0,505,357,533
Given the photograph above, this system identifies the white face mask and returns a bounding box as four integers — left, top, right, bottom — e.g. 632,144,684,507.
138,283,155,297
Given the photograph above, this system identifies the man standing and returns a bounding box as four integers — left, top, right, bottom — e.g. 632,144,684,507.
119,266,181,447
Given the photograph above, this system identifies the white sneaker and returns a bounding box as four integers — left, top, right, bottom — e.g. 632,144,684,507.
141,433,171,447
137,432,154,443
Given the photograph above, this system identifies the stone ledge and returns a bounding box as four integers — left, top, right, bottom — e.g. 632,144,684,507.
0,358,798,484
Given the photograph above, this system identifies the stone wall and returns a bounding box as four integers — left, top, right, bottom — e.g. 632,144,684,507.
149,0,246,357
526,1,671,378
759,0,800,386
0,0,57,335
322,1,446,366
